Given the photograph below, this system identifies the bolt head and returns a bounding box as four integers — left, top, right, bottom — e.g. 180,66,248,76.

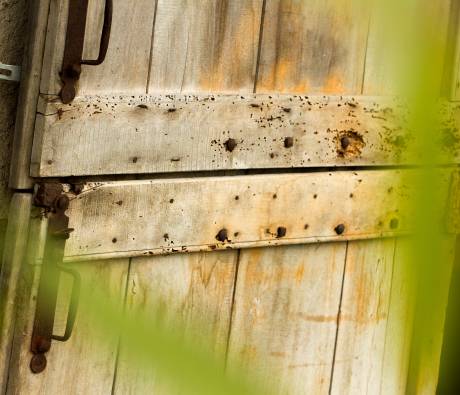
335,224,346,235
30,354,47,374
216,229,229,242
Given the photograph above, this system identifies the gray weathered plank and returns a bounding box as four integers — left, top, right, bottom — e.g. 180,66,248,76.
149,0,264,93
256,0,372,94
226,243,347,394
60,170,422,262
329,238,396,394
114,251,237,394
31,94,421,177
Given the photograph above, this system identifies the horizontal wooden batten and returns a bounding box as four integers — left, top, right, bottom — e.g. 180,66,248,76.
31,94,459,177
50,169,449,262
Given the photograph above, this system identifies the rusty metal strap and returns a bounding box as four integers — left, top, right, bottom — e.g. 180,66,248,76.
60,0,112,104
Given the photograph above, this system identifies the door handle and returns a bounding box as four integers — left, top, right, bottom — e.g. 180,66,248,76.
60,0,113,104
30,184,79,374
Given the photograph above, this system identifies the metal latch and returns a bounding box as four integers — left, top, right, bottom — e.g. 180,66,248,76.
30,183,80,374
0,62,21,82
60,0,113,104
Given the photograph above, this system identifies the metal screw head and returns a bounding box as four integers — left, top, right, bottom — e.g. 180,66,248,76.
224,138,237,152
30,354,47,374
216,229,229,242
335,224,346,235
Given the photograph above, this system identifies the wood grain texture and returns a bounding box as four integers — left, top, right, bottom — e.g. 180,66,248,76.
329,238,396,394
226,243,347,394
6,258,129,395
40,0,157,95
31,94,431,177
114,251,238,394
149,0,263,93
256,0,371,94
0,194,32,393
60,170,420,262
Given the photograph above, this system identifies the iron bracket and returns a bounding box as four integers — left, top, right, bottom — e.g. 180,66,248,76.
0,62,21,82
60,0,112,103
30,183,80,374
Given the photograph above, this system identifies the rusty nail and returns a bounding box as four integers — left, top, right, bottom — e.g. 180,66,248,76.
335,224,346,235
284,137,294,148
225,138,237,152
390,218,399,229
341,136,350,150
216,229,229,242
112,238,117,243
277,226,287,238
30,354,47,374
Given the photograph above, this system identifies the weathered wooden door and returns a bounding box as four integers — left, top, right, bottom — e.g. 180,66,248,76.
1,1,458,394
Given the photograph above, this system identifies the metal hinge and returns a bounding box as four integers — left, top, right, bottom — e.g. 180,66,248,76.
29,183,80,374
0,62,21,82
60,0,112,103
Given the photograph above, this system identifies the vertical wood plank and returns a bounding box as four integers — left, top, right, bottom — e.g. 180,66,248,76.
255,0,371,94
379,238,416,395
226,243,347,395
113,251,238,395
6,259,129,395
40,0,157,95
330,238,396,395
148,0,264,93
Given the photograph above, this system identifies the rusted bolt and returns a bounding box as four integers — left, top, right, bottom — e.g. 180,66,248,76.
341,136,350,150
277,227,287,238
335,224,346,235
216,229,229,242
30,354,47,374
390,218,399,229
224,138,237,152
284,137,294,148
